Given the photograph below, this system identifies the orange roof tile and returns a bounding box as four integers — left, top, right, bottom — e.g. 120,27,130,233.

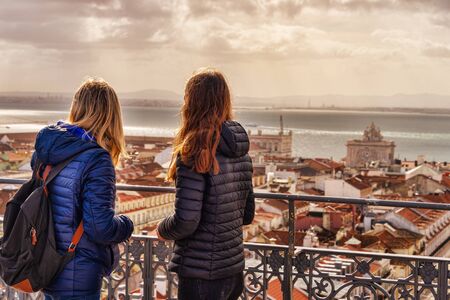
304,159,331,172
396,207,445,229
346,177,371,190
262,199,289,211
420,193,450,204
262,230,306,247
442,173,450,188
257,278,308,300
117,193,143,203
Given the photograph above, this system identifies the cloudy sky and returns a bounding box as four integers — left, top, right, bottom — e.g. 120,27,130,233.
1,0,450,100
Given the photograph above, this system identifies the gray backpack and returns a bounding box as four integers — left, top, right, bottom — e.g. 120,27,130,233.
0,157,83,292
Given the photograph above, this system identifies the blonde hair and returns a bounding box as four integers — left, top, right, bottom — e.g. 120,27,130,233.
69,77,126,166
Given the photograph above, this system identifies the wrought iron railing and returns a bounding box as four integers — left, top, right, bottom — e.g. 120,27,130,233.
102,235,450,300
0,179,449,299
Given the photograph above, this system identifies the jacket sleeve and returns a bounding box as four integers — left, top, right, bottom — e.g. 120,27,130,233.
243,184,255,225
81,151,134,244
157,160,205,240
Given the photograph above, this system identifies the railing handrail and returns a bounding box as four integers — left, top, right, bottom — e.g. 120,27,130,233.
1,178,449,299
133,235,450,263
1,178,449,211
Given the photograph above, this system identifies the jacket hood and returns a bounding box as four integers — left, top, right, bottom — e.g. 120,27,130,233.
218,121,249,158
34,121,101,165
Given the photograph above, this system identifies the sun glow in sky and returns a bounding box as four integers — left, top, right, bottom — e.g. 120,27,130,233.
1,0,450,99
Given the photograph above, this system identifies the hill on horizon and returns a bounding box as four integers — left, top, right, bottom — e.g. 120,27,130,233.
0,90,449,109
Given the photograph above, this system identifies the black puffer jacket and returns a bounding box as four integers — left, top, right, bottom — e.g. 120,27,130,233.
158,121,255,280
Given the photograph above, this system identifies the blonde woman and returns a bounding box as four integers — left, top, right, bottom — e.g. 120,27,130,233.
31,78,134,299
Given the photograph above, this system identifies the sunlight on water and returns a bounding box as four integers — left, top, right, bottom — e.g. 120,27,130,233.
0,107,448,161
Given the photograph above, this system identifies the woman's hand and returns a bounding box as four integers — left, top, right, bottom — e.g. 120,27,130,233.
155,223,166,241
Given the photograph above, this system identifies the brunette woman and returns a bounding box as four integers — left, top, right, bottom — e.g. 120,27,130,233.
32,78,134,299
157,68,255,300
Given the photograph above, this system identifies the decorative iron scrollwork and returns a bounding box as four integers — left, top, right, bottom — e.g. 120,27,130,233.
268,250,284,275
129,239,144,261
294,252,309,274
418,262,438,284
95,237,450,300
391,284,414,300
154,240,170,262
356,260,371,275
311,277,334,300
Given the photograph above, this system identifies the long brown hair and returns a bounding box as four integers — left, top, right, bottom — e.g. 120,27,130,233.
69,77,126,166
167,68,233,180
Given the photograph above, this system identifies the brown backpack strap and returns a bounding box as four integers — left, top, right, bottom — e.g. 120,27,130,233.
39,158,85,253
42,165,52,195
68,221,84,253
43,157,77,186
41,155,79,202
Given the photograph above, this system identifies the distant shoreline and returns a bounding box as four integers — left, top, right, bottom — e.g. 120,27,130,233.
235,106,450,117
0,96,449,117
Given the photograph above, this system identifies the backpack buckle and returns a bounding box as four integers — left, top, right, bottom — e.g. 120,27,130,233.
68,243,76,252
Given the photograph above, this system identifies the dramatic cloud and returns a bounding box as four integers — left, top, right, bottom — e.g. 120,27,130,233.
0,0,449,99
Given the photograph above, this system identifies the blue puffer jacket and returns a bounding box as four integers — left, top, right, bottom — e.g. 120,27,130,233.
31,121,133,297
